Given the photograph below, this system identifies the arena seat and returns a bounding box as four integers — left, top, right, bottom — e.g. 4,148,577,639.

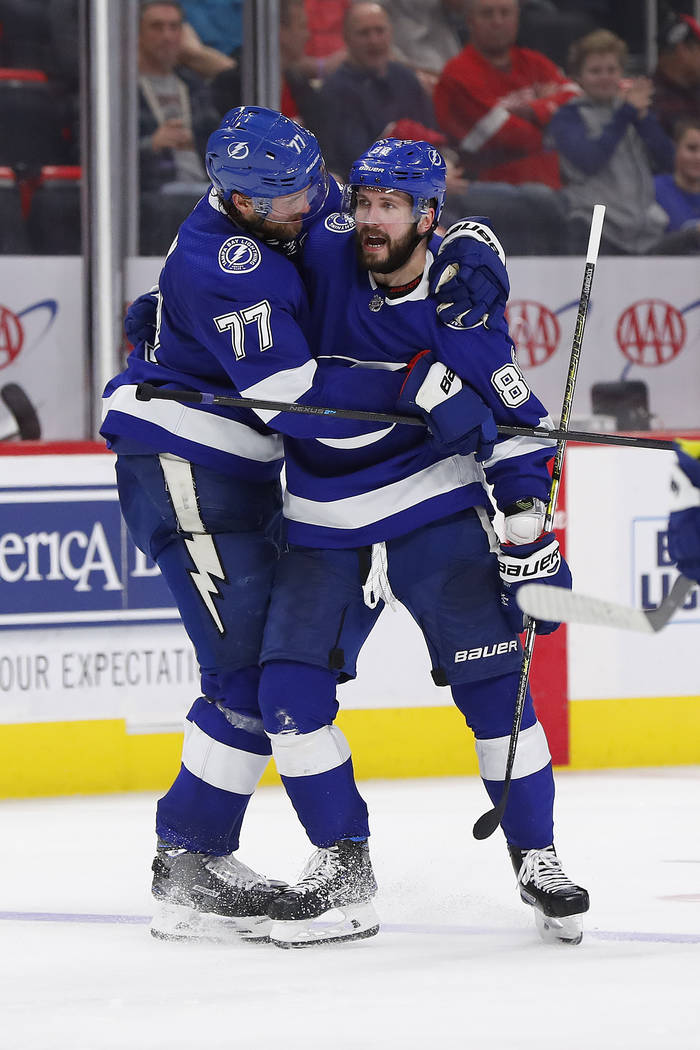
0,165,29,252
140,188,205,256
25,165,81,254
0,68,73,167
591,381,651,431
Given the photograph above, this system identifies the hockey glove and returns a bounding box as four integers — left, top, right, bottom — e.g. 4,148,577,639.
498,531,572,635
398,350,497,460
124,286,158,348
667,443,700,584
429,217,509,330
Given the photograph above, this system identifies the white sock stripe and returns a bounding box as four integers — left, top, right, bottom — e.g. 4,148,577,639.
268,724,352,778
181,719,270,795
475,720,551,782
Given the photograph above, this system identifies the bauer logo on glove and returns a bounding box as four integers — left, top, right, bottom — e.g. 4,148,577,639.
498,544,561,579
498,531,572,635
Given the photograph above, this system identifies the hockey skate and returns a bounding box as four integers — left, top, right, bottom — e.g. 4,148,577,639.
150,841,287,943
509,844,589,945
267,839,380,948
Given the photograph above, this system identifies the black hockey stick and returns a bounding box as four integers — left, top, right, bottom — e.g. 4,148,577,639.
134,384,678,452
135,382,425,427
516,574,695,634
473,203,607,842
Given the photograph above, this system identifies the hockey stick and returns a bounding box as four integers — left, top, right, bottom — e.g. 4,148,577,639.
516,574,695,634
472,203,607,842
134,384,678,452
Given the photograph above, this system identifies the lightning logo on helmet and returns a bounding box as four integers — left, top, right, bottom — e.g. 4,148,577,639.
227,142,250,159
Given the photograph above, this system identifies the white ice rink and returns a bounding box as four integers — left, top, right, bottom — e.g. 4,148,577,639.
2,770,699,1050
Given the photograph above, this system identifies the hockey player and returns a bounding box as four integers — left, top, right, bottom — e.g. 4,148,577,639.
255,139,589,948
668,442,700,585
104,108,510,942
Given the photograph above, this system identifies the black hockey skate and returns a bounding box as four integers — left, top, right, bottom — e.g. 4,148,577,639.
509,844,589,945
150,840,287,943
268,839,380,948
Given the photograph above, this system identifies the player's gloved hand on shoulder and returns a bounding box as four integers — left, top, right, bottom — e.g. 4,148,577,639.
397,350,497,460
124,286,158,348
667,442,700,584
498,527,572,635
429,217,509,330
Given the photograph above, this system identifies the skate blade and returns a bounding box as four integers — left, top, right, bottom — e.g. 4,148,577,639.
270,901,380,949
533,908,583,946
150,901,272,944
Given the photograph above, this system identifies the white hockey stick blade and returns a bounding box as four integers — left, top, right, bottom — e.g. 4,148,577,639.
516,575,695,634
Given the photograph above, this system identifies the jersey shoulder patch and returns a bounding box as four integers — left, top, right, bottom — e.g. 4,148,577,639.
218,236,262,274
323,212,355,234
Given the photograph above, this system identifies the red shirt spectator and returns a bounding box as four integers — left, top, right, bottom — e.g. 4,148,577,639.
434,0,578,187
304,0,350,58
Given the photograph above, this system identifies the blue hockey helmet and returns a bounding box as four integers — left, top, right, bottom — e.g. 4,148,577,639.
205,106,329,221
343,138,446,227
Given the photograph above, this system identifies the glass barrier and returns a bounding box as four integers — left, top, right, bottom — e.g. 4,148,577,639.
0,0,697,442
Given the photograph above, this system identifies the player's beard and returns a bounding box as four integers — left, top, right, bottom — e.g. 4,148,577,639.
223,199,303,242
355,223,424,275
244,210,304,241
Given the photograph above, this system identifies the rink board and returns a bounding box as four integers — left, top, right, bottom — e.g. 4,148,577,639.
0,443,698,797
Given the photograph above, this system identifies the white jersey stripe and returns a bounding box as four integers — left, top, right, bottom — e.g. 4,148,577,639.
239,357,318,425
315,426,395,449
485,416,556,467
284,454,483,531
103,385,283,463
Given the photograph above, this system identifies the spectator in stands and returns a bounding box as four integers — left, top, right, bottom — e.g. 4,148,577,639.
181,0,243,57
435,0,579,188
177,20,237,79
653,13,700,138
381,0,466,94
653,117,700,253
310,1,436,178
303,0,350,79
138,0,219,193
517,0,595,70
210,0,323,128
548,29,673,254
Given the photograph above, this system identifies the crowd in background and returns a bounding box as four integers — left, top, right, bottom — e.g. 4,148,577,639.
0,0,699,255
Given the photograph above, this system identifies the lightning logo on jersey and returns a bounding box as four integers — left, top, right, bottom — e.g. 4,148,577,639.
219,236,262,274
184,533,227,633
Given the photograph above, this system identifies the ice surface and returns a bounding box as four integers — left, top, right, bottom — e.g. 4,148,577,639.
1,770,699,1049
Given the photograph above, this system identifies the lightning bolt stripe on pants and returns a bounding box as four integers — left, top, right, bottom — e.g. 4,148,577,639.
159,454,227,634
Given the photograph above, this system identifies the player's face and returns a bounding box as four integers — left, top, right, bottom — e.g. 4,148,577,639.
578,52,623,102
236,185,312,240
354,188,423,273
675,127,700,185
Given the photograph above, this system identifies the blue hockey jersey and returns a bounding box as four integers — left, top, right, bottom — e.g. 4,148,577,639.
280,213,556,547
101,187,400,481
